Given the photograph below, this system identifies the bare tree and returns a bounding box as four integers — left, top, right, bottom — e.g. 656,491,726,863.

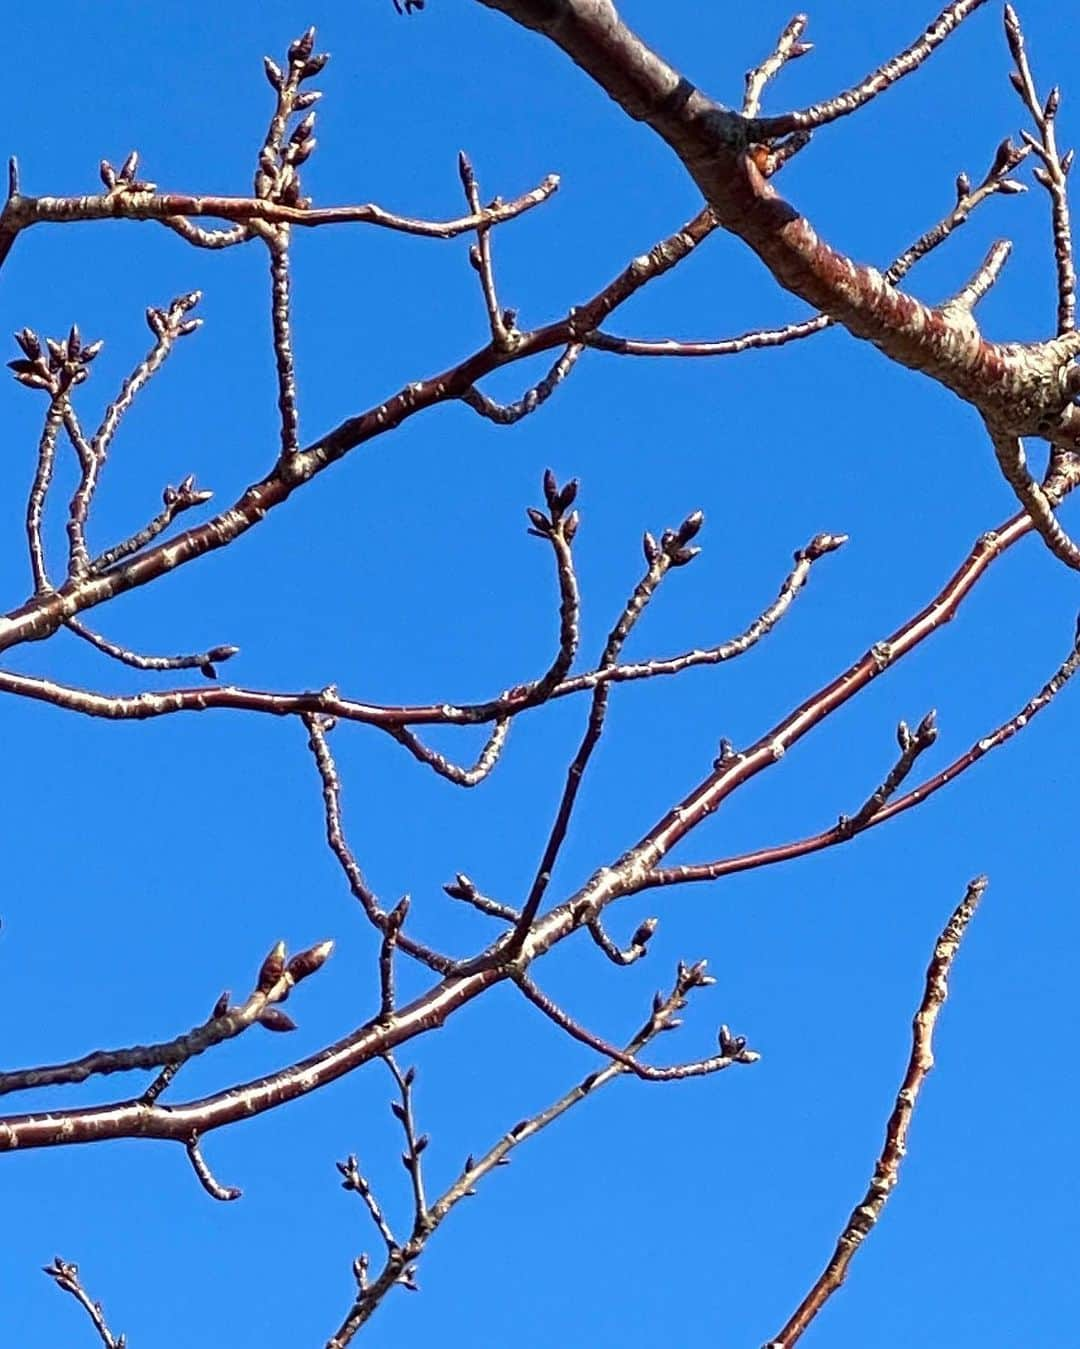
2,3,1077,1343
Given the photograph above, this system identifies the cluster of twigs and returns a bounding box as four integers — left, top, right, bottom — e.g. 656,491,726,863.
1,3,1077,1344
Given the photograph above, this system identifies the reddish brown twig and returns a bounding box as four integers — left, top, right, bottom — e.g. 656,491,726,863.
304,714,455,976
461,343,583,423
65,293,201,576
0,522,840,736
0,938,332,1098
515,967,758,1082
328,963,728,1344
643,610,1080,891
590,138,1025,358
458,151,516,350
510,505,705,948
442,873,519,923
65,619,238,676
90,474,214,573
0,175,560,270
765,877,986,1348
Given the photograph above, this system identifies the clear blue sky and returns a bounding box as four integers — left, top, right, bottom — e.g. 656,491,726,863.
3,3,1078,1345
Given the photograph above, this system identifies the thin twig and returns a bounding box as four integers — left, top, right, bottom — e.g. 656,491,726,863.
388,718,509,786
268,232,300,454
327,963,726,1344
743,14,813,119
461,343,583,424
510,505,703,947
0,175,560,257
458,151,514,350
590,140,1025,357
765,877,987,1348
946,239,1013,312
90,475,214,573
0,937,332,1098
515,968,758,1082
186,1133,242,1202
384,1055,430,1232
442,873,519,923
1004,4,1075,333
26,394,66,592
988,426,1080,570
586,914,658,966
749,0,990,137
838,710,938,837
303,715,455,975
65,618,238,675
642,611,1080,891
379,898,410,1019
159,217,251,249
43,1258,125,1349
336,1154,398,1255
67,293,201,576
0,521,839,731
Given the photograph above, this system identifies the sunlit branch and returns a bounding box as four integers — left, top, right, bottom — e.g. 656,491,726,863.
0,938,332,1098
645,610,1080,892
749,0,990,137
765,877,986,1347
327,963,720,1344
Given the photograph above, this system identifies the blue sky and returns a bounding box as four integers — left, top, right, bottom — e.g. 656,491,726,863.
2,2,1078,1345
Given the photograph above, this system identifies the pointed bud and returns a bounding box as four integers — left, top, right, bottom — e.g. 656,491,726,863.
14,327,40,359
288,28,317,63
264,56,283,89
631,917,659,949
676,508,704,544
257,940,287,990
526,506,551,535
258,1007,297,1032
287,938,334,982
555,478,579,513
291,112,317,144
302,52,330,77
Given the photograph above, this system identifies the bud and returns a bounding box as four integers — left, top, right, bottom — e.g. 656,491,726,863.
257,940,287,991
287,938,334,982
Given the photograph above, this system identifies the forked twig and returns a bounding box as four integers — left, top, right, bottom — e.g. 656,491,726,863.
644,610,1080,891
515,968,758,1083
327,963,730,1344
750,0,990,137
